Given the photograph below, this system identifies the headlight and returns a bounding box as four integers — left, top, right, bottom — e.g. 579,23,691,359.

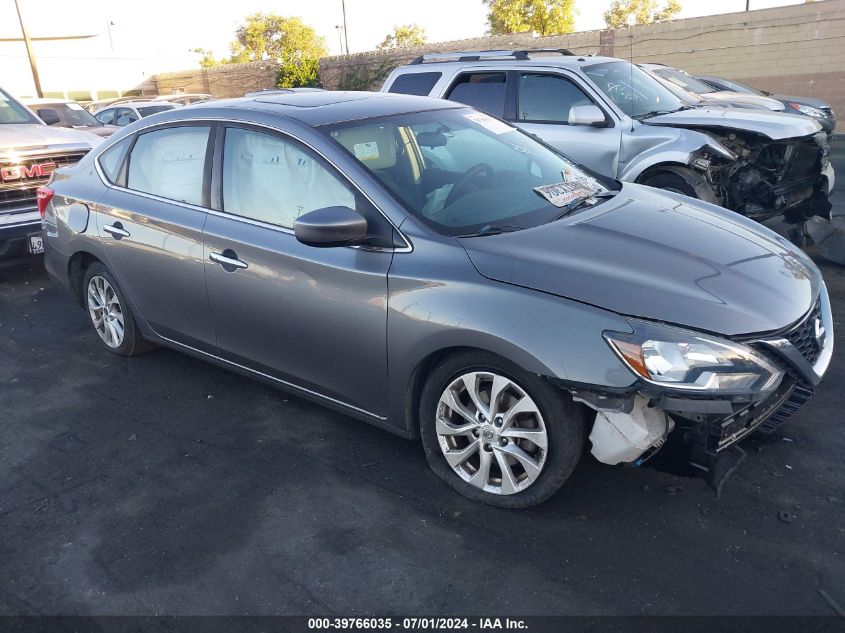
789,102,827,119
604,321,783,394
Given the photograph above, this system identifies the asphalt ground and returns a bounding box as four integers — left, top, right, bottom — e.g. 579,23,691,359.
1,144,844,618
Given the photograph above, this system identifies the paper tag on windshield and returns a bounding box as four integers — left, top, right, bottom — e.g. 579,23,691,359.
463,112,513,135
67,103,84,111
353,141,380,161
534,181,596,208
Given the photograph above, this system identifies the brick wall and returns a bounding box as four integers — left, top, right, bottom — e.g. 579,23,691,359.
153,0,845,128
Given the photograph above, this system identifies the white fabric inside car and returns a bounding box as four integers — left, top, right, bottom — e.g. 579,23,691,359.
127,126,209,206
223,128,355,229
330,125,397,171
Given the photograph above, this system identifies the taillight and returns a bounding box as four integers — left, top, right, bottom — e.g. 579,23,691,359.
36,186,54,219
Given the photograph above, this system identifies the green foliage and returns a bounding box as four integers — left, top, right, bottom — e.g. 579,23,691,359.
603,0,682,29
483,0,576,36
377,24,427,50
192,48,222,68
337,58,401,91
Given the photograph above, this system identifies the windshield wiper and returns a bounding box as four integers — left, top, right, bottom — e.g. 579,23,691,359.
457,224,525,238
635,105,694,120
550,191,618,222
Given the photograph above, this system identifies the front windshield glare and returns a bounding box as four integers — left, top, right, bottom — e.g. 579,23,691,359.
0,88,37,124
56,103,101,127
322,108,611,236
584,61,685,118
652,67,716,94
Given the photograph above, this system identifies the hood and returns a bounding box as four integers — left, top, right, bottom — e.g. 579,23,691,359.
705,91,785,111
774,94,831,109
459,183,819,336
0,123,100,155
644,107,822,140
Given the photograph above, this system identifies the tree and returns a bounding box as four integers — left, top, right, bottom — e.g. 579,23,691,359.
484,0,576,36
227,13,327,87
192,48,222,68
603,0,682,29
377,24,427,50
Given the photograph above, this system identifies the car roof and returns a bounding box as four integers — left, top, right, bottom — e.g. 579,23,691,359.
22,98,72,105
101,101,178,110
393,53,624,73
187,90,462,127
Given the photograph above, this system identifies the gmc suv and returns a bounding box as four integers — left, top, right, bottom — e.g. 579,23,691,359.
1,86,101,258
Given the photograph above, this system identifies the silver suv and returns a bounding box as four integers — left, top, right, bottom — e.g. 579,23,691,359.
382,50,835,229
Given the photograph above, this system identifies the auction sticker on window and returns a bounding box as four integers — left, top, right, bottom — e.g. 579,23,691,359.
534,180,597,208
353,141,380,161
463,112,513,135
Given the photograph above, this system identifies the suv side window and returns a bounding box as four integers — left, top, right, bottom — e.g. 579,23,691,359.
388,72,442,96
517,73,592,123
222,127,355,230
126,126,211,206
445,72,507,117
95,109,115,125
114,108,138,126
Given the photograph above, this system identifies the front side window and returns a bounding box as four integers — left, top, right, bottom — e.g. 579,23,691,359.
584,61,685,119
323,108,612,236
222,127,355,229
127,126,210,205
517,73,593,123
95,109,115,125
446,72,507,117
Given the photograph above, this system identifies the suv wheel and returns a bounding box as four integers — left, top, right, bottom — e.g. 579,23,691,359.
419,351,586,508
641,167,715,202
83,263,153,356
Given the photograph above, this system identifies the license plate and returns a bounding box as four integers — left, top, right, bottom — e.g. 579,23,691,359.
28,233,44,255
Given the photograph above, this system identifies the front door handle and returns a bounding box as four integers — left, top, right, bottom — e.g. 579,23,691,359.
209,250,248,271
103,222,130,239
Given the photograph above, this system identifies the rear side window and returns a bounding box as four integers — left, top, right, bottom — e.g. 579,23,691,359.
387,72,442,96
95,109,115,125
98,136,132,184
114,108,138,126
446,72,507,117
517,73,593,123
222,127,355,229
126,126,210,206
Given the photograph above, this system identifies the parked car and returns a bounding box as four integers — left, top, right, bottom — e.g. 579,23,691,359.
0,86,100,259
93,101,180,127
154,93,212,106
382,50,834,229
243,88,324,97
85,96,153,113
640,63,786,112
23,98,120,138
639,66,774,111
41,91,833,506
695,75,837,133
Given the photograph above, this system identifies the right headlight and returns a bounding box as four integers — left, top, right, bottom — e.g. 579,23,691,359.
789,102,827,119
604,320,784,394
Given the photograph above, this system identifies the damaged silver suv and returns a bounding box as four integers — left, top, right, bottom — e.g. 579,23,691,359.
383,50,835,229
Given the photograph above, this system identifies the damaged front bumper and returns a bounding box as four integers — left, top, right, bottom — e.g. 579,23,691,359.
558,285,834,483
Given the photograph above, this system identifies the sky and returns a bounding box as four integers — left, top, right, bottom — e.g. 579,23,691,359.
0,0,810,96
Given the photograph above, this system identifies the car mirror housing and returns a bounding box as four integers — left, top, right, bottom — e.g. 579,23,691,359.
37,108,61,126
568,105,607,127
294,206,369,248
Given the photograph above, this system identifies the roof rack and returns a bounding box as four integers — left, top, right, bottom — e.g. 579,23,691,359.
409,48,576,65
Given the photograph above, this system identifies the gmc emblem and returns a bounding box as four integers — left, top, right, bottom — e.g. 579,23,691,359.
0,162,56,182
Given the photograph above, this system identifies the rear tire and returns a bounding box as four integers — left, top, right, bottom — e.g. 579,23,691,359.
83,263,154,356
419,351,587,508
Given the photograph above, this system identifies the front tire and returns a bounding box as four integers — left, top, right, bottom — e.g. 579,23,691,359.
641,166,718,203
83,263,153,356
419,351,587,508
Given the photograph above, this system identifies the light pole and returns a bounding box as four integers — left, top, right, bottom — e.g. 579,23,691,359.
335,25,345,55
341,0,349,54
14,0,43,97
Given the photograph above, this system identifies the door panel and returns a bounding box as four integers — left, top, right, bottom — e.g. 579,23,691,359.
203,218,391,415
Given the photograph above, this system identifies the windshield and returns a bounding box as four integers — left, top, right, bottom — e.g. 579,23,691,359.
138,104,176,117
706,77,762,95
583,62,685,118
0,88,39,124
321,108,613,236
651,67,716,94
51,103,101,127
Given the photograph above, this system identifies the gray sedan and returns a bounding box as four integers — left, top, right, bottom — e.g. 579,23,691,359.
40,92,833,506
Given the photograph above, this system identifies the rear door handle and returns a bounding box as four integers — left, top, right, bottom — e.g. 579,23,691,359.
103,223,130,239
209,251,248,270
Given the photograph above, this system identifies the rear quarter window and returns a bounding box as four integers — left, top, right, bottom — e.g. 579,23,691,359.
98,136,133,185
445,72,507,118
387,72,442,96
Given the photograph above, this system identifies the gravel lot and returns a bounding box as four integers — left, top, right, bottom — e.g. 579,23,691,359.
1,146,844,617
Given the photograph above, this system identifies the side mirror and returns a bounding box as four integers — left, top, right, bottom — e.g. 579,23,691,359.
568,104,607,127
294,206,368,248
37,108,61,126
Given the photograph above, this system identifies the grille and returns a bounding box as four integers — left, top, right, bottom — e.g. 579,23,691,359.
0,152,87,215
786,300,823,365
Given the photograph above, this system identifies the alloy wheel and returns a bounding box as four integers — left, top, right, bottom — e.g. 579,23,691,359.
435,371,548,495
87,275,125,348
